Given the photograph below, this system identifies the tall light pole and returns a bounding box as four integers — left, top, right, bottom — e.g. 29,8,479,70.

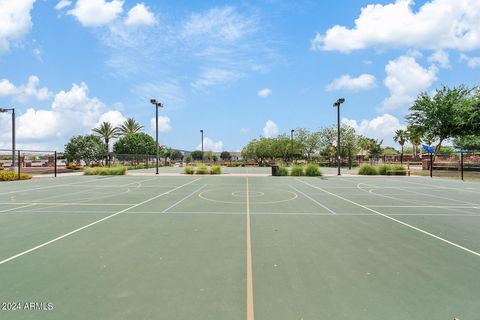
200,129,204,163
333,98,345,176
0,108,15,169
290,129,295,163
150,99,163,175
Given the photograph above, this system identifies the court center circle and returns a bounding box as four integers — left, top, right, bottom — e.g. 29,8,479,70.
199,188,298,204
232,191,265,198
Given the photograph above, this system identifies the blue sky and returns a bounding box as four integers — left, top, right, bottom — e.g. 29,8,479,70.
1,0,479,152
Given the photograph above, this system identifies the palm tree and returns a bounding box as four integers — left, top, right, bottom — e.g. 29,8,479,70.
407,129,422,158
393,129,408,164
92,121,120,165
118,118,144,136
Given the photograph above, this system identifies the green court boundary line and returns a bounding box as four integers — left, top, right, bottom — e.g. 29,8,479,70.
296,178,480,258
0,178,200,266
289,185,336,214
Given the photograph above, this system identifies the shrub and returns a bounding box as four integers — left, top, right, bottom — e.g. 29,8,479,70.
0,171,32,181
358,164,378,175
195,165,209,175
0,166,4,171
275,166,289,176
210,165,222,174
84,166,127,175
389,164,407,176
377,164,389,175
184,166,194,174
66,163,82,170
305,164,322,177
290,165,305,176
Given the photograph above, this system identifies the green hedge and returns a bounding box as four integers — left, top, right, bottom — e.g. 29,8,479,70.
195,165,209,174
358,164,407,176
358,164,378,175
184,166,194,174
210,166,222,174
290,165,305,176
0,171,32,181
84,166,127,175
305,164,322,177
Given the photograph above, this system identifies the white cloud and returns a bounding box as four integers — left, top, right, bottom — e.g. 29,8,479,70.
124,3,155,27
0,0,35,52
182,6,255,42
428,50,450,68
381,55,437,112
55,0,72,10
460,54,480,69
263,120,278,138
326,74,376,92
191,68,243,91
311,0,480,53
257,88,272,98
150,116,171,134
343,114,404,146
0,79,17,96
0,82,127,149
97,110,126,127
240,128,250,134
68,0,123,27
0,75,52,103
196,137,224,152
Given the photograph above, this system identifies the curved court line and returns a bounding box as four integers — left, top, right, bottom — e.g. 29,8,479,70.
296,178,480,258
353,181,480,216
389,178,480,195
0,178,201,266
198,188,298,204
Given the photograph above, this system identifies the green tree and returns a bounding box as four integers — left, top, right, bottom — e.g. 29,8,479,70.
92,121,120,165
294,128,321,160
118,118,143,135
64,135,105,166
407,127,422,158
190,150,203,161
453,135,480,151
368,139,383,164
113,133,156,155
220,151,232,161
170,150,183,160
407,85,474,156
393,129,408,164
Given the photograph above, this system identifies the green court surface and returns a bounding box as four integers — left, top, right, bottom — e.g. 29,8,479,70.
1,174,480,319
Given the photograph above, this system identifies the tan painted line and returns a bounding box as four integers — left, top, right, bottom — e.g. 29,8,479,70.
296,178,480,258
246,172,255,320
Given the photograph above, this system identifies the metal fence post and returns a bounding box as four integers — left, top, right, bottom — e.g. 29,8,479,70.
429,152,433,178
461,152,464,181
17,150,21,180
54,151,57,178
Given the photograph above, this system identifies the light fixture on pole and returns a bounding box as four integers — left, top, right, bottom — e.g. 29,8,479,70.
0,107,15,170
200,130,204,163
150,99,163,175
333,98,345,176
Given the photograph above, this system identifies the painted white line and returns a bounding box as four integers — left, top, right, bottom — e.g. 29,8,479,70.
0,202,135,206
289,185,336,214
296,178,480,258
246,172,255,320
390,178,480,195
162,184,207,213
0,203,37,214
0,176,119,196
0,178,200,266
